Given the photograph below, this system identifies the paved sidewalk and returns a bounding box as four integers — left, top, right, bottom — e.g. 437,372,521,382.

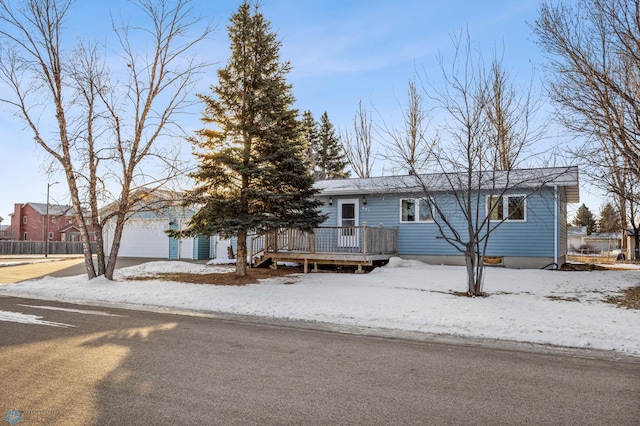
0,257,86,283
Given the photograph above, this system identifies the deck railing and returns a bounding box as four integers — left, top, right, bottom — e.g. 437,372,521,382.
249,225,398,261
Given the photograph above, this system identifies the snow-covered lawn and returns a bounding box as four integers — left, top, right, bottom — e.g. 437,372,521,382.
1,257,639,356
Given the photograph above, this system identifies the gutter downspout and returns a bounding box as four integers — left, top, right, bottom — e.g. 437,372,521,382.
554,185,558,267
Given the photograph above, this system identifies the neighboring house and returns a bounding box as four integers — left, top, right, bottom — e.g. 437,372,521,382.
101,191,210,260
567,226,622,254
312,166,580,269
9,202,96,242
567,226,588,252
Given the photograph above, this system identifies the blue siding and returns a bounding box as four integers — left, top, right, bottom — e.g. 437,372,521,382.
168,220,179,259
317,187,559,258
559,188,568,257
193,235,210,260
128,206,195,221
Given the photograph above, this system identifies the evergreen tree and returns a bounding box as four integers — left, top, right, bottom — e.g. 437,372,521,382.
300,110,319,176
573,204,597,235
316,111,350,180
597,203,621,233
175,1,324,277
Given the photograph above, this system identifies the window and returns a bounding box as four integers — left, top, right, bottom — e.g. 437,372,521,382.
22,216,27,224
400,198,433,222
48,232,54,240
488,195,525,221
23,232,28,240
52,217,56,224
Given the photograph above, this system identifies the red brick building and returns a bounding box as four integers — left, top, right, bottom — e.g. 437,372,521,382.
9,202,95,242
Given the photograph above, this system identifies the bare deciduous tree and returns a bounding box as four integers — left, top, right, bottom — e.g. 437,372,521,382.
343,99,375,178
533,0,640,253
0,0,211,279
378,79,436,175
401,30,557,295
484,54,542,170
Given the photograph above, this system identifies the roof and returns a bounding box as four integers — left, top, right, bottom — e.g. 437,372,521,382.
314,166,580,203
25,202,74,216
99,188,189,217
567,226,587,237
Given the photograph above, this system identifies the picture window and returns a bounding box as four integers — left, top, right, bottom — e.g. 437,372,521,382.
488,195,526,221
400,198,433,223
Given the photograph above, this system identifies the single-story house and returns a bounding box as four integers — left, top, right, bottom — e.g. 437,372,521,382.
311,166,579,269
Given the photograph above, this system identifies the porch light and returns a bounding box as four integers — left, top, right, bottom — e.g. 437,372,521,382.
328,196,333,206
362,196,367,205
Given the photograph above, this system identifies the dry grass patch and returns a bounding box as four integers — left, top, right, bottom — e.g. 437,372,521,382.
545,295,580,303
605,286,640,310
126,266,304,286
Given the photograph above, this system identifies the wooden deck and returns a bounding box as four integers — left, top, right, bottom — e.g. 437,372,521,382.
249,225,398,273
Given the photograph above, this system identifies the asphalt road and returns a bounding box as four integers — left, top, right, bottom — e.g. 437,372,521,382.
1,295,638,425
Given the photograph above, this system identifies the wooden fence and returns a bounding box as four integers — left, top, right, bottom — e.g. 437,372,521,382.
0,241,95,255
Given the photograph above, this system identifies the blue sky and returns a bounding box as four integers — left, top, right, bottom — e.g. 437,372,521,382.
0,0,599,222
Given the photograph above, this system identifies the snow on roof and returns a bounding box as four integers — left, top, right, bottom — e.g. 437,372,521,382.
567,226,587,237
26,202,74,216
315,166,580,203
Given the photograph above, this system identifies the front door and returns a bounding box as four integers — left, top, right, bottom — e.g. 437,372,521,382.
337,199,359,248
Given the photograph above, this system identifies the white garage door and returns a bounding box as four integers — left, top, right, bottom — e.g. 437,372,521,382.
106,220,169,258
104,219,196,259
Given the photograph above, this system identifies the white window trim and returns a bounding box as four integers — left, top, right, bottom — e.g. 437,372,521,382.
337,198,360,227
486,194,527,222
399,198,434,223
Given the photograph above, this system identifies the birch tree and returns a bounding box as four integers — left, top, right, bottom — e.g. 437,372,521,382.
0,0,210,279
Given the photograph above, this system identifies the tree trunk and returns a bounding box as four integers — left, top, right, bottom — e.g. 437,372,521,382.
236,229,248,277
465,244,477,295
104,212,127,280
64,171,97,279
93,222,106,276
